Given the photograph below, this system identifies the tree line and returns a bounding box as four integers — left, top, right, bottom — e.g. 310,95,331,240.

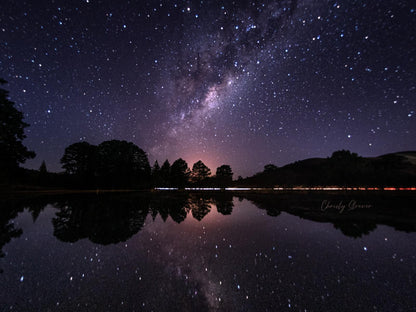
60,140,233,188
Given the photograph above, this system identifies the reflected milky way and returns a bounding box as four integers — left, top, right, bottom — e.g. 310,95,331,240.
0,193,415,310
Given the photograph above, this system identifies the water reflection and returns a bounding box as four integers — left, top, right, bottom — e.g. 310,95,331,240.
53,196,150,245
0,192,415,252
51,193,235,244
0,196,51,272
0,192,415,311
243,193,416,237
0,209,22,260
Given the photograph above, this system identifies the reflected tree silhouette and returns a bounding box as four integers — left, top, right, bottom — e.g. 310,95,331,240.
243,193,416,237
51,194,231,243
0,197,51,272
53,195,150,245
189,196,212,221
149,195,190,224
0,192,415,259
0,208,22,259
246,196,282,217
213,193,234,215
333,221,378,238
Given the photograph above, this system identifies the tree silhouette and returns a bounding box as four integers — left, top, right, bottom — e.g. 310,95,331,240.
97,140,151,187
61,141,97,175
328,149,363,186
60,141,97,186
149,195,190,223
0,79,35,182
151,160,162,186
159,159,171,186
263,164,278,174
170,158,190,187
214,194,234,215
53,195,149,244
152,160,160,173
60,140,151,188
215,164,233,187
39,160,47,173
0,206,23,260
189,197,212,221
333,221,377,238
191,160,211,185
330,149,359,161
38,160,48,185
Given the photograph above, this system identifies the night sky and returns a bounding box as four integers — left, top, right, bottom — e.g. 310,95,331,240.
1,0,415,177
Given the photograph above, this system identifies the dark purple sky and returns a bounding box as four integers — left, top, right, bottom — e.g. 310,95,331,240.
1,0,415,177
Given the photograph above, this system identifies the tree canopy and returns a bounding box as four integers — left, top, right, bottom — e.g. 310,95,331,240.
215,164,233,186
0,79,35,180
60,140,150,188
330,149,359,161
97,140,151,186
61,141,97,176
263,164,278,174
191,160,211,184
159,159,171,186
170,158,190,187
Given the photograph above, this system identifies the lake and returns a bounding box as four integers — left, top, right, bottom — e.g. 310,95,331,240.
0,192,415,311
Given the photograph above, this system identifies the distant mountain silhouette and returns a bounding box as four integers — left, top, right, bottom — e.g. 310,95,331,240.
236,150,416,187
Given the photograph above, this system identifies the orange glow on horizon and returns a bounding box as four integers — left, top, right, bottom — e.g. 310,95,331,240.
182,153,223,175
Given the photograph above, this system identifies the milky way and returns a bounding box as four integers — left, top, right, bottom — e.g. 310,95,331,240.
1,0,415,176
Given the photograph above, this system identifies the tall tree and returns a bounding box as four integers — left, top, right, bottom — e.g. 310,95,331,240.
61,142,97,175
191,160,211,185
96,140,150,187
0,79,35,181
38,160,48,185
151,160,162,186
152,160,160,175
170,158,190,187
39,160,47,174
160,159,171,186
216,164,233,187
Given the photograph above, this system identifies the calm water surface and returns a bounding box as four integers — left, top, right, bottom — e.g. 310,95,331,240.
0,193,415,311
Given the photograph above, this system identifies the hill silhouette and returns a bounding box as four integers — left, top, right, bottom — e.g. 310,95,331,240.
236,150,416,187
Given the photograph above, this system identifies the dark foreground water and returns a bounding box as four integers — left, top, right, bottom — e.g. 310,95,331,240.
0,192,415,311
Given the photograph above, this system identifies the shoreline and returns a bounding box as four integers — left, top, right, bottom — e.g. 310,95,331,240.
0,187,415,197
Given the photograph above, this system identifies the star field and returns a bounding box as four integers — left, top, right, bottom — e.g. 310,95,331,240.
1,0,415,176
